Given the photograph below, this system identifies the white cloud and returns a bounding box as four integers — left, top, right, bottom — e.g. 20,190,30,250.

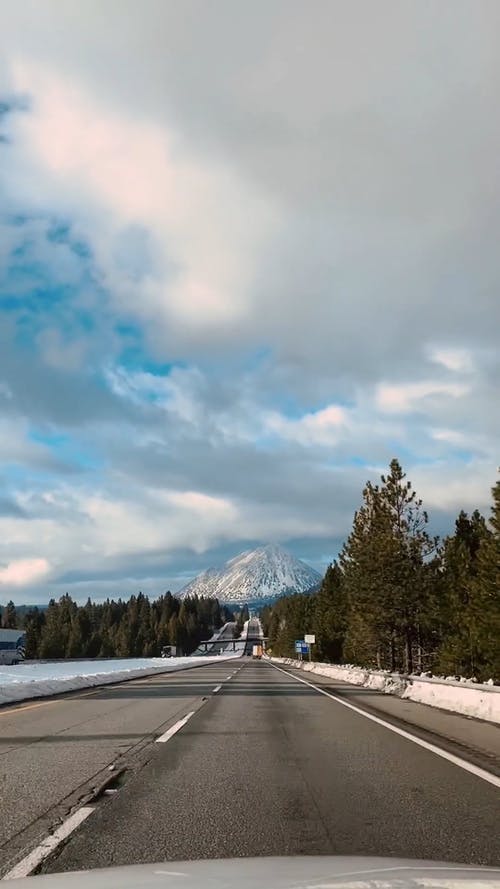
430,428,467,446
1,4,499,598
166,490,236,519
6,60,280,338
105,365,204,425
428,347,473,373
0,557,50,586
266,404,347,446
376,381,469,414
0,477,333,594
411,463,496,514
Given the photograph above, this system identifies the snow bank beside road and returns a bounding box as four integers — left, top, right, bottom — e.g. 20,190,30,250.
270,658,500,724
0,655,238,707
402,675,500,722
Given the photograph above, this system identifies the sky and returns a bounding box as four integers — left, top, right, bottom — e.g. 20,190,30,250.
0,0,499,605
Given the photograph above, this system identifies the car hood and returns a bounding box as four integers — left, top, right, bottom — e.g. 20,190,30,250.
11,857,500,889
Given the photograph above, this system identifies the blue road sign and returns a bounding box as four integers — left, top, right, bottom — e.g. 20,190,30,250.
295,641,309,655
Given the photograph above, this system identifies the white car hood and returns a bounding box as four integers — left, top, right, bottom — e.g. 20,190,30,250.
11,856,500,889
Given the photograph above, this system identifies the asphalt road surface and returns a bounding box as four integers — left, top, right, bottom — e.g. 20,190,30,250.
243,618,264,655
1,659,499,877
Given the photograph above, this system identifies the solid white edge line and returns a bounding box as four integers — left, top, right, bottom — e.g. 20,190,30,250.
213,684,222,693
155,710,196,743
3,806,95,881
269,662,500,791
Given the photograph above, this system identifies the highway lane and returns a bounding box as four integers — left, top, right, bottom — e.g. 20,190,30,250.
243,618,264,655
274,661,500,778
34,659,500,875
0,659,240,875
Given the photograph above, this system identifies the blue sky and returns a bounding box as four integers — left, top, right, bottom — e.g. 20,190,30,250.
0,1,499,603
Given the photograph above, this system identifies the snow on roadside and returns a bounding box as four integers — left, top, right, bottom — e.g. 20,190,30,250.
269,658,500,724
0,655,240,707
402,675,500,722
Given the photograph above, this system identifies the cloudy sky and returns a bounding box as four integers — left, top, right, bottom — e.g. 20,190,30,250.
0,1,499,604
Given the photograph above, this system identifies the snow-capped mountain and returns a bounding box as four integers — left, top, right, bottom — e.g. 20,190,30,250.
178,543,321,604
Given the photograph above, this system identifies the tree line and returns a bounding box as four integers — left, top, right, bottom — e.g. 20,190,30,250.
1,592,233,659
261,459,500,682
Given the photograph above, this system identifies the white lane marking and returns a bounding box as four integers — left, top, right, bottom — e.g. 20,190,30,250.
3,806,95,880
213,685,222,693
225,675,232,681
155,710,195,743
269,662,500,791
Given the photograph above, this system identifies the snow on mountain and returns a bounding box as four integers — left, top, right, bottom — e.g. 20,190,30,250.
178,544,321,604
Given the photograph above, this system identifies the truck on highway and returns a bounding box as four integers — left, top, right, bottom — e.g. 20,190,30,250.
252,644,263,659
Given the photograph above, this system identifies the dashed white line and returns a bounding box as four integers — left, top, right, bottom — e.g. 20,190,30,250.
225,675,232,681
213,685,222,693
269,662,500,791
155,711,196,744
3,806,95,880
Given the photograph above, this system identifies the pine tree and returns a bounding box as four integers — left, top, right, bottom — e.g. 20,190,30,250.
168,613,179,652
135,595,153,656
23,607,45,658
98,628,115,658
39,599,65,659
66,615,84,658
312,562,347,662
6,588,224,662
341,459,438,672
378,458,438,672
2,600,18,629
262,464,498,681
340,479,393,668
438,510,491,678
266,593,313,657
115,614,132,657
473,479,500,679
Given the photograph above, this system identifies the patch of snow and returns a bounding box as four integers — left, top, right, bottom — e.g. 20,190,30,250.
0,654,240,707
403,675,499,722
269,658,500,724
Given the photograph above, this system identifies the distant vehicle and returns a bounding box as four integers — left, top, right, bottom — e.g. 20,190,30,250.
252,644,263,659
160,645,177,658
0,629,26,665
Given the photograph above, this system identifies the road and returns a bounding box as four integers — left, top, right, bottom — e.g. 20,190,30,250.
194,621,240,655
0,658,499,877
197,616,263,656
243,617,264,655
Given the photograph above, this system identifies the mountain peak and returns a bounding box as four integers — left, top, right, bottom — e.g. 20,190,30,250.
178,544,321,605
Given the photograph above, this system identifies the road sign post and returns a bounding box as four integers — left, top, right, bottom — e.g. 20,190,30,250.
296,639,313,661
304,634,315,662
